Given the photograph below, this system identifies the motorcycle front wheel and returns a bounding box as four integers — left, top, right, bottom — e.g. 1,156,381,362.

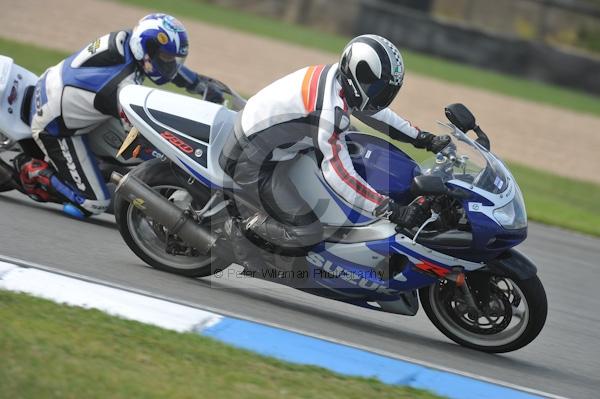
419,274,547,353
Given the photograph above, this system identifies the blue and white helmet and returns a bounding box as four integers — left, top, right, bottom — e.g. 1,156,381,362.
129,13,189,85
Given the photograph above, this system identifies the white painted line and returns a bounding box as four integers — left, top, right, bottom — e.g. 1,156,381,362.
0,254,567,399
0,260,222,333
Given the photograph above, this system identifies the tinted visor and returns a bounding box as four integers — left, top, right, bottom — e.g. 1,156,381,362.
153,50,186,80
364,79,401,111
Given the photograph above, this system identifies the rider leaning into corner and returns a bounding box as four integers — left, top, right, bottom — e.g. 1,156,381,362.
219,34,452,271
15,13,225,218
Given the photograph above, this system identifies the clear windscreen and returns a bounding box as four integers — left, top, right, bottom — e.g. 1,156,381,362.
419,123,509,194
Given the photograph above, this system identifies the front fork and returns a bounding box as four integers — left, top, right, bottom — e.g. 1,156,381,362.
467,271,492,304
443,268,491,317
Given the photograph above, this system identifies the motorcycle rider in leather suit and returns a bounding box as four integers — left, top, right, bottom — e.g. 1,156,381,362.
219,34,450,271
15,13,225,218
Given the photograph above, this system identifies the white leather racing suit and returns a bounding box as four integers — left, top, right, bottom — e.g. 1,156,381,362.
220,63,422,251
29,30,220,215
239,63,420,213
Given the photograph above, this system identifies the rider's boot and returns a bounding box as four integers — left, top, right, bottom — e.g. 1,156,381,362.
13,154,89,219
243,211,320,256
13,154,59,203
223,217,265,276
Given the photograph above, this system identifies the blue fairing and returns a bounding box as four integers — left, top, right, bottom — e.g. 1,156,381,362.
345,134,526,263
307,241,438,299
463,210,527,262
307,238,436,301
438,183,527,262
346,133,420,205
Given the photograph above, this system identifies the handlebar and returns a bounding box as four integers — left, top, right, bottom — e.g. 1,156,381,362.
220,85,247,111
207,78,247,111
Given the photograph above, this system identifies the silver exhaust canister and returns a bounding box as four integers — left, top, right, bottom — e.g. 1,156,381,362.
111,172,219,255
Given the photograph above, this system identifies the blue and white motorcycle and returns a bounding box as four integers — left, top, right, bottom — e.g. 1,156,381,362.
0,56,146,198
113,85,547,353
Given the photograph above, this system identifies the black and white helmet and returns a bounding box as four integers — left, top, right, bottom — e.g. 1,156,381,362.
338,34,404,112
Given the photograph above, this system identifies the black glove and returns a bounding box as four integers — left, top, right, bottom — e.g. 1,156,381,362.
414,131,451,154
203,81,225,104
188,79,225,104
373,198,430,228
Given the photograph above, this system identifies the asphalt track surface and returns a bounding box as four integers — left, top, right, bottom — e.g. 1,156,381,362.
1,190,599,398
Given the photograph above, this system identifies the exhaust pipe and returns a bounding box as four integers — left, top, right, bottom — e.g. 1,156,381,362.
111,172,220,255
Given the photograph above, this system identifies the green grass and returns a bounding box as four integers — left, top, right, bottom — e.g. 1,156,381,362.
508,164,600,236
2,37,599,236
0,290,442,399
0,37,66,75
116,0,600,116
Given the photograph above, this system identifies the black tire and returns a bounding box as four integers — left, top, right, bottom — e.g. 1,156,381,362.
0,182,15,193
114,159,228,277
0,159,17,193
420,275,547,353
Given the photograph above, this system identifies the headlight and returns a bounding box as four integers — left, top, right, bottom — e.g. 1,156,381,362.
493,185,527,229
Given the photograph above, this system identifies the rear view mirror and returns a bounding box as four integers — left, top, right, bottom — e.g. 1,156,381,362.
445,103,477,132
411,175,449,196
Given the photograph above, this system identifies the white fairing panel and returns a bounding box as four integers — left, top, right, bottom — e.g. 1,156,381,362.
119,85,236,188
0,56,38,141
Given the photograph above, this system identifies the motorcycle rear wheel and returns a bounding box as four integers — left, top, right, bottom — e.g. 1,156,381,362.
0,158,17,193
420,274,547,353
114,159,228,277
0,181,15,192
